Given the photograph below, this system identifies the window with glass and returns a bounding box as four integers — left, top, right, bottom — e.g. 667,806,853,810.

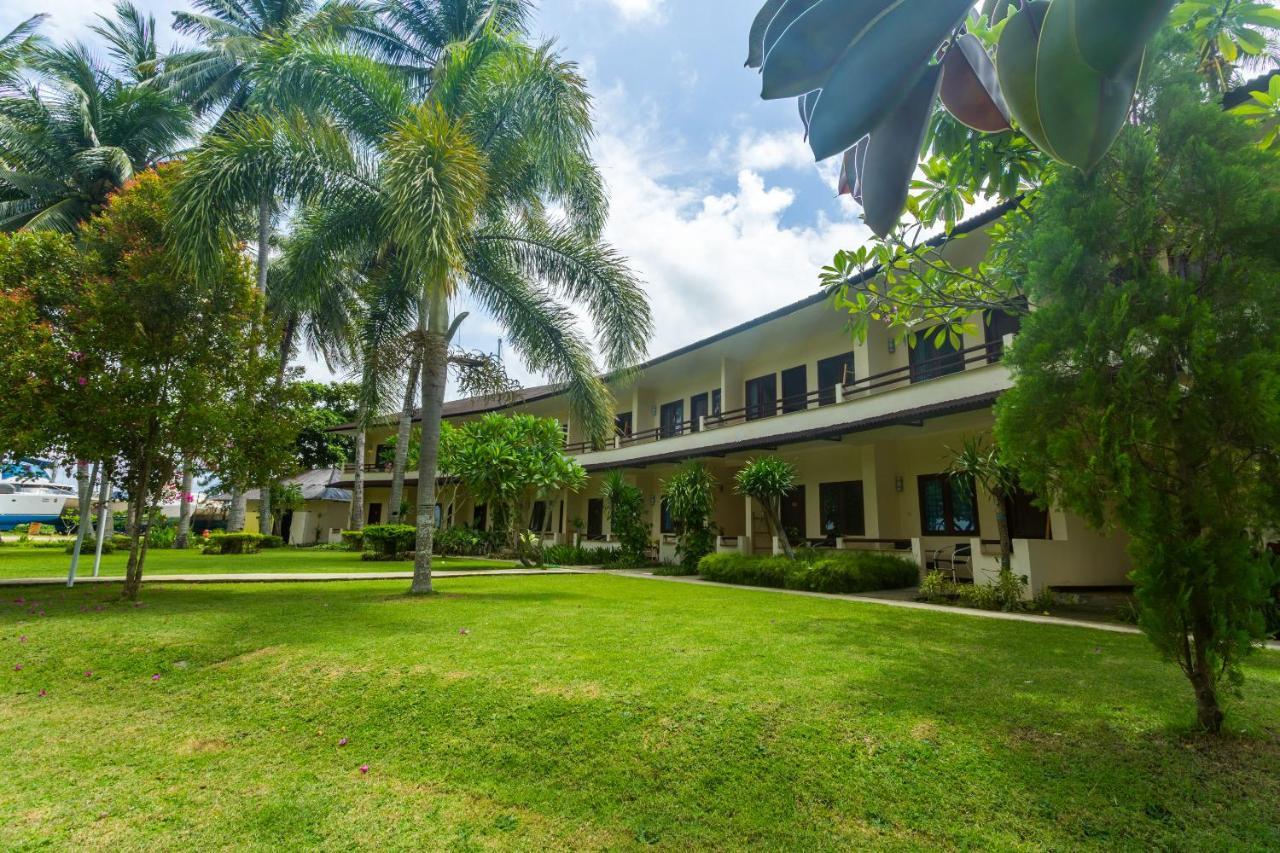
690,392,709,431
712,388,722,417
910,329,965,383
745,374,777,421
817,352,855,405
587,498,604,539
660,497,676,534
781,365,808,413
659,400,685,438
819,481,865,537
917,474,979,535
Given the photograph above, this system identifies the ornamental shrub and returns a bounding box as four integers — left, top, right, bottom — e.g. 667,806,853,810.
204,532,263,555
697,551,918,594
362,524,416,558
340,530,364,552
64,541,117,555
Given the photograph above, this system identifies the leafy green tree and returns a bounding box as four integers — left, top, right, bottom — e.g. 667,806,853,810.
0,3,189,232
170,20,651,595
734,457,798,560
290,380,359,470
602,470,649,568
663,461,718,574
446,414,586,565
0,169,297,599
995,66,1280,732
946,436,1019,576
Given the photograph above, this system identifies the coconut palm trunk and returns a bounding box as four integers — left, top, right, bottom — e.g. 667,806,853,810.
348,416,366,530
175,466,194,549
388,351,421,525
411,289,452,595
256,193,275,536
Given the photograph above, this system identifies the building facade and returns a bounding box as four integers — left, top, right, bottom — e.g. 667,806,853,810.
335,271,1132,595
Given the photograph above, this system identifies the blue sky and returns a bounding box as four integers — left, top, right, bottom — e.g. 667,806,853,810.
1,0,873,390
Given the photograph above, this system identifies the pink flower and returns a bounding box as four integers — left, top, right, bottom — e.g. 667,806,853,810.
38,689,46,697
84,670,93,678
77,376,87,386
150,674,160,682
18,636,26,643
359,765,369,775
13,664,21,671
338,738,348,747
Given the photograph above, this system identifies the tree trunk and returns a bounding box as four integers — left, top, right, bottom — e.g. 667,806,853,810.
1188,603,1225,732
349,422,366,531
388,353,421,525
227,490,247,532
996,500,1013,575
122,457,153,602
66,461,98,587
411,289,451,595
258,487,274,536
255,192,275,538
125,499,138,536
760,497,795,560
175,466,194,549
76,460,95,541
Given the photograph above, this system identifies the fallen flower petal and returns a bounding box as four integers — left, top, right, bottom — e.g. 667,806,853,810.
150,674,161,682
338,738,348,747
359,765,369,774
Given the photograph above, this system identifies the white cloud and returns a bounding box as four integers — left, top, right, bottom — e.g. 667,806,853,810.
730,129,815,173
571,0,667,25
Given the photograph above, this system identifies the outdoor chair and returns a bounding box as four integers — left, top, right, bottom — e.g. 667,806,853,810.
930,543,973,582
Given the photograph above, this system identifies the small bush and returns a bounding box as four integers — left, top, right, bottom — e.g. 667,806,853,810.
64,541,117,555
110,534,133,550
362,524,416,558
543,543,627,567
340,530,364,552
697,551,918,594
11,523,29,534
259,534,285,549
204,532,263,555
433,525,503,557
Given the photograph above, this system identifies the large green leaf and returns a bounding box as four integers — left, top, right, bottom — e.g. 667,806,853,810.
760,0,894,100
940,33,1010,132
806,0,972,160
983,0,1020,26
1036,0,1142,171
861,63,943,237
798,90,818,136
996,1,1055,157
1073,0,1175,77
759,0,823,74
745,0,788,69
836,135,869,202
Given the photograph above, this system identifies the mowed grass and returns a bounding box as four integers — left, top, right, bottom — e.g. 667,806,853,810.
0,543,511,579
2,574,1279,850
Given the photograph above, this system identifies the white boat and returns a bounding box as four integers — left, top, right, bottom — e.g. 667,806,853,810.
0,477,75,531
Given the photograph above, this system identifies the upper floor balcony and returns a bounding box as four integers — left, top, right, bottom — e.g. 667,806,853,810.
564,337,1013,469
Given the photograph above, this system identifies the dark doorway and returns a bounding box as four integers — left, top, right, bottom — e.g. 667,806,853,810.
780,484,806,543
745,373,777,420
367,503,382,525
615,411,633,437
781,365,808,413
587,498,604,539
817,352,855,405
917,474,979,535
660,400,685,438
473,503,487,530
280,511,294,544
910,330,965,382
660,497,675,534
529,501,547,532
690,392,709,431
819,481,865,538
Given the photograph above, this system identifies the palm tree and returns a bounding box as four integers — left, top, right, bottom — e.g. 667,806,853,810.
0,5,189,232
162,0,376,534
0,15,45,94
170,24,652,594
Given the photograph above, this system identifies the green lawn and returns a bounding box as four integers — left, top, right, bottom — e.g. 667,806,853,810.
2,574,1278,850
0,543,512,579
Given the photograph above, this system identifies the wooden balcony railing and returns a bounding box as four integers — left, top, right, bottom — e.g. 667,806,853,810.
563,339,1003,456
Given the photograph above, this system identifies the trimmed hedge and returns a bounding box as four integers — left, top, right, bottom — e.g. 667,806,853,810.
362,524,416,558
340,530,364,552
697,551,919,594
64,541,117,555
202,532,275,555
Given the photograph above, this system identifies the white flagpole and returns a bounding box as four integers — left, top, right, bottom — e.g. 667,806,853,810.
91,465,111,578
66,460,99,587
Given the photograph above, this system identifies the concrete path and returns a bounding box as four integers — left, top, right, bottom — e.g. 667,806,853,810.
0,568,594,587
608,571,1280,651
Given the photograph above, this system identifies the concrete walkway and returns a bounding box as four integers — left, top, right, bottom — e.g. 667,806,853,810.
0,568,594,587
608,571,1280,651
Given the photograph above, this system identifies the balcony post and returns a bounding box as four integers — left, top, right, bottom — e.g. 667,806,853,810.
698,415,706,432
834,384,844,405
614,435,621,450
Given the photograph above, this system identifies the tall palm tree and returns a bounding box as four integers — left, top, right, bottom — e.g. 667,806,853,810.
0,15,45,94
0,5,189,232
171,26,651,594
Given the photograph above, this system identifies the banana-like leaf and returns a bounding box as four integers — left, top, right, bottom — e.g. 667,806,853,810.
760,0,894,100
1036,0,1142,171
806,0,972,160
983,0,1021,25
798,90,818,136
940,33,1010,132
1073,0,1175,77
996,1,1055,157
861,63,943,237
836,135,869,203
745,0,788,68
759,0,823,76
